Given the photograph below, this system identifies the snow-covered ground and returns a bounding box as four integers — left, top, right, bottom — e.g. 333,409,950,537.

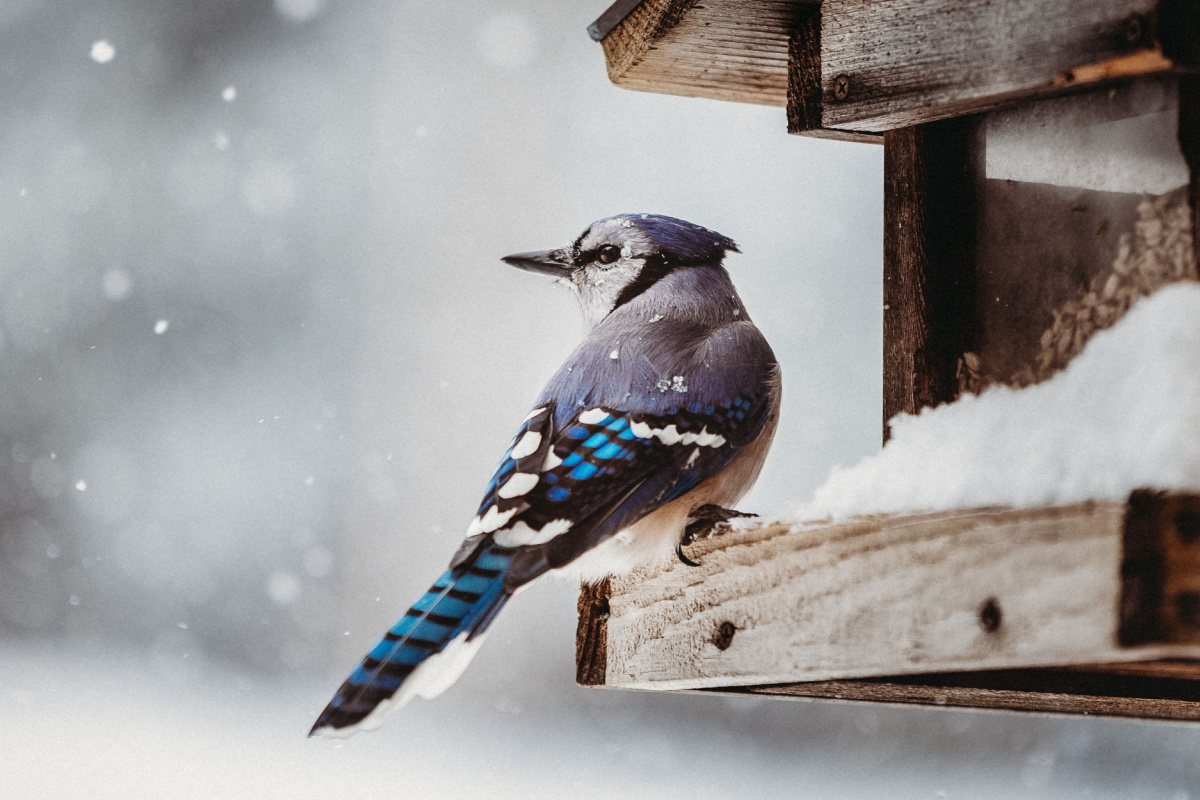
3,639,1199,799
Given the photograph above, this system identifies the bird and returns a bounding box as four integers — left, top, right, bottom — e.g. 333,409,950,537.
310,213,780,737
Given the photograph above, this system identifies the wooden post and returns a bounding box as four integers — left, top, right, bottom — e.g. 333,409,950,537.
786,5,822,135
1162,0,1200,285
882,119,977,440
1177,76,1200,275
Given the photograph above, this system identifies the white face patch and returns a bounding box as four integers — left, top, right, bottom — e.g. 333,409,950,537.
466,505,517,536
568,218,657,330
509,431,541,459
492,518,573,548
497,472,539,499
629,421,726,448
577,408,608,425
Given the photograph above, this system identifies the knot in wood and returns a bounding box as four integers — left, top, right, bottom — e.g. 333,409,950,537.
714,621,736,651
831,74,851,102
979,598,1002,633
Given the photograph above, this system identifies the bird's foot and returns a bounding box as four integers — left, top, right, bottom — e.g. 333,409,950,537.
676,505,758,566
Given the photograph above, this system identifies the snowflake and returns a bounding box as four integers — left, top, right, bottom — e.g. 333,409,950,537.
90,40,115,64
656,376,688,393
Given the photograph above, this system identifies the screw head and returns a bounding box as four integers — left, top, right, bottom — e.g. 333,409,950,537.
832,74,851,102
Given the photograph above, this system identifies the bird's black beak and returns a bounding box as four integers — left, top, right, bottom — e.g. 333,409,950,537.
501,248,573,278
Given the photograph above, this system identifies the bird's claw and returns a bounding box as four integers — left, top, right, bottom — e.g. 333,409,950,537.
676,505,758,566
675,541,701,567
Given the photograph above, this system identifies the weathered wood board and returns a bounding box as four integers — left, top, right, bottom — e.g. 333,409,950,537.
598,0,807,107
816,0,1176,132
576,493,1200,719
594,0,881,142
727,666,1200,721
593,0,1191,143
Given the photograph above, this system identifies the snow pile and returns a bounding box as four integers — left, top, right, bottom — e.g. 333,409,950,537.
794,282,1200,521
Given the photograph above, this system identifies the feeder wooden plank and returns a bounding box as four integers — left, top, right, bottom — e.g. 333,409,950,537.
726,667,1200,722
576,493,1200,720
596,0,880,142
819,0,1172,132
600,0,803,106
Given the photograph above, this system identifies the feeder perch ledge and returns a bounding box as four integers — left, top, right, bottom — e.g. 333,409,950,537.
578,492,1200,721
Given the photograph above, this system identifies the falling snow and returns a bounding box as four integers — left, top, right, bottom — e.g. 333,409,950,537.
89,40,115,63
102,269,131,301
274,0,326,22
266,571,301,605
154,319,169,334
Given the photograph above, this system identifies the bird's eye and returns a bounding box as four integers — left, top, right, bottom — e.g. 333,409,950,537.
597,245,621,265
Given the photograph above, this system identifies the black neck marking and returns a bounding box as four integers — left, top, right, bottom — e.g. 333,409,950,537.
613,252,678,311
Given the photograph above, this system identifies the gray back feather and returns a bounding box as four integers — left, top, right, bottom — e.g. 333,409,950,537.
539,265,776,426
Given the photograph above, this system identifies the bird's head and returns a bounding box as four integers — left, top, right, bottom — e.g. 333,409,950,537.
502,214,739,328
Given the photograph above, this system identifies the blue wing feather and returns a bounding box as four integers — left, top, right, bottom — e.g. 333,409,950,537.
455,384,772,588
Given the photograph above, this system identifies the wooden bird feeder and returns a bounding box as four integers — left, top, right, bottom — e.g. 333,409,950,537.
577,0,1200,720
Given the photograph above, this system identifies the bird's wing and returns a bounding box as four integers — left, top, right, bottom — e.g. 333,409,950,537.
451,381,774,590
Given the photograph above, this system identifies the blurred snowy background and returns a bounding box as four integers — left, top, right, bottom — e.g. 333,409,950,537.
0,1,1197,797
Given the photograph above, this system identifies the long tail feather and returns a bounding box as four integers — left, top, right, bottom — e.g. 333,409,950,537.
309,544,515,737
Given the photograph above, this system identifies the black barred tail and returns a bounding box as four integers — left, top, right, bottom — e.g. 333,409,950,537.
309,544,515,736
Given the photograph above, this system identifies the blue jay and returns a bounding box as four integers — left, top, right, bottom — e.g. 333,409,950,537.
310,214,780,736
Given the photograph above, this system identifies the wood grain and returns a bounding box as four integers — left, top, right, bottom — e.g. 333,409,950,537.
576,578,611,686
820,0,1172,132
882,118,977,440
1122,492,1200,646
785,5,883,144
583,496,1200,695
729,668,1200,722
600,0,810,107
785,5,821,133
